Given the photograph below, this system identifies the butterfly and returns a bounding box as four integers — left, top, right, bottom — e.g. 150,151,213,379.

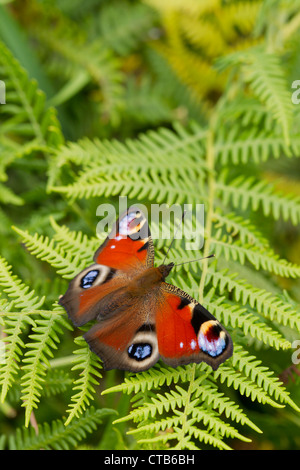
59,207,233,372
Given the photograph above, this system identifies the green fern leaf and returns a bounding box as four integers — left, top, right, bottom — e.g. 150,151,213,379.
0,40,63,148
216,173,300,226
0,313,36,403
216,48,293,143
206,266,300,331
12,226,85,279
21,310,72,427
64,336,103,426
8,407,116,450
0,256,45,310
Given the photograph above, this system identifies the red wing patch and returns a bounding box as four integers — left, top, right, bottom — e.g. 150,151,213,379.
95,236,149,270
156,293,199,359
94,206,154,270
157,286,233,370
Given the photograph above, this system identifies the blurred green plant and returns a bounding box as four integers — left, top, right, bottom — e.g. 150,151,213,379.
0,0,300,450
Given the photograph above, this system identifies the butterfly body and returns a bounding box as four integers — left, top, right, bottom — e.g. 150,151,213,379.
126,264,171,293
59,207,233,372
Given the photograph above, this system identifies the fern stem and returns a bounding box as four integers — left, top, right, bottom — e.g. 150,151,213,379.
175,363,196,449
48,355,75,368
198,128,215,303
178,125,217,449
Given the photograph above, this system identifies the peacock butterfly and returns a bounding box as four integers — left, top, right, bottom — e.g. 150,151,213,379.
59,207,233,372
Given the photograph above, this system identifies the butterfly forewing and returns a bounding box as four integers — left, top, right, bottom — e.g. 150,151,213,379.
94,207,154,269
59,207,154,326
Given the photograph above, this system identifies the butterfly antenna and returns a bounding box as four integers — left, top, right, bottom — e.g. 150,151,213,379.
175,254,215,267
162,211,186,264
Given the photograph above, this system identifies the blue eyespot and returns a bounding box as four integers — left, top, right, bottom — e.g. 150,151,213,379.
128,343,152,361
198,331,226,357
80,270,99,289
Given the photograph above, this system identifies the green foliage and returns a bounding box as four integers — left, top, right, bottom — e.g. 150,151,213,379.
0,0,300,451
7,407,116,450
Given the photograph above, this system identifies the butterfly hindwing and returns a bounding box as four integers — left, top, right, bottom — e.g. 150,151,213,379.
83,302,160,372
83,280,233,372
156,283,233,370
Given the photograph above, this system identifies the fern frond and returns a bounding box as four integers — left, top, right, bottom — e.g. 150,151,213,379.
180,16,226,57
216,49,293,143
129,406,249,444
0,256,45,310
0,183,23,206
206,266,300,331
216,96,276,132
64,336,102,426
102,364,196,396
0,314,36,403
153,41,224,104
144,0,218,16
231,346,300,411
212,210,269,247
206,296,290,350
48,122,207,191
42,369,73,397
167,232,300,281
184,425,232,450
138,420,232,450
51,169,200,204
109,362,263,449
50,217,99,263
192,380,262,433
12,226,85,279
215,1,261,40
130,390,251,445
8,407,116,450
37,26,124,123
98,1,157,56
214,366,284,408
212,232,300,278
0,40,63,148
21,310,71,427
215,128,300,164
216,173,300,226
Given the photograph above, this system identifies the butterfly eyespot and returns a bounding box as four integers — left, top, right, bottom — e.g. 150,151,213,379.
80,269,100,289
128,343,152,361
197,321,226,357
119,213,136,235
118,210,148,240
